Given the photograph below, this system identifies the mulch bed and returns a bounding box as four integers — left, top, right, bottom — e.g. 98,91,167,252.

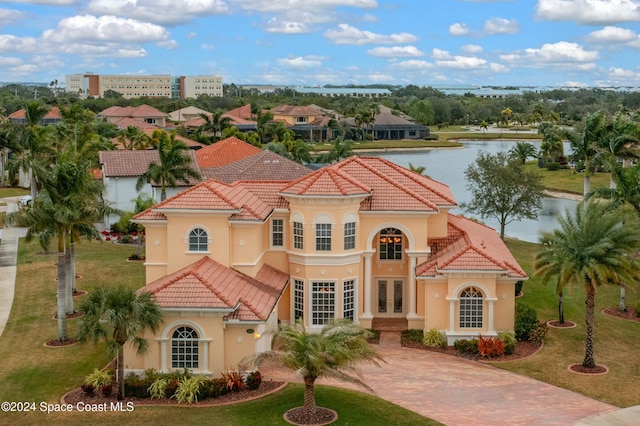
402,339,542,362
284,406,337,425
62,380,285,407
603,306,640,323
547,320,577,328
44,337,77,347
53,312,84,320
569,363,608,375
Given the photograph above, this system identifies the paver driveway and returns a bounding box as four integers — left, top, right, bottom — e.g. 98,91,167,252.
261,332,617,426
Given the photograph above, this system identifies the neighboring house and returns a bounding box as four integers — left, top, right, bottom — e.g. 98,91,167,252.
125,156,526,375
195,136,263,168
202,150,313,183
270,104,333,142
98,105,169,128
344,105,429,140
8,106,63,125
98,149,201,227
168,106,211,123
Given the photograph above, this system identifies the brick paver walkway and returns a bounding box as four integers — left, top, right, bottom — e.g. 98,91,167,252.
261,331,617,426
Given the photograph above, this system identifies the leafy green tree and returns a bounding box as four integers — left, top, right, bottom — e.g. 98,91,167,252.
254,109,274,145
78,286,162,400
462,151,544,239
136,131,201,201
535,200,640,368
240,320,383,421
508,142,538,165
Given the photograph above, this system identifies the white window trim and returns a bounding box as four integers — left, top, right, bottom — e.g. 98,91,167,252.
184,226,211,254
270,218,285,250
310,280,337,328
342,278,358,323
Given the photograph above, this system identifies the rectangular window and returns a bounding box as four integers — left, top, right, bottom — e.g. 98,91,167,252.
344,222,356,250
315,224,332,251
312,282,335,325
343,280,355,321
272,219,284,247
293,222,303,249
294,279,304,320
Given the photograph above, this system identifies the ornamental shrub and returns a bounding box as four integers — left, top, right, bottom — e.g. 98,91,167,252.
514,303,538,341
515,280,524,297
498,331,517,355
530,321,548,345
422,329,447,348
477,335,505,358
453,338,478,355
246,371,262,390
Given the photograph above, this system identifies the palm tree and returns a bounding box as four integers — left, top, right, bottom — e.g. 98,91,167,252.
534,200,640,368
254,109,274,145
508,142,538,165
567,111,606,196
197,110,232,143
538,123,564,164
136,131,201,201
408,163,427,175
78,286,162,400
240,320,383,421
318,137,354,163
117,125,151,150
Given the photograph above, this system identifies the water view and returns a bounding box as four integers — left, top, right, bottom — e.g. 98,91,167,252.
373,140,579,243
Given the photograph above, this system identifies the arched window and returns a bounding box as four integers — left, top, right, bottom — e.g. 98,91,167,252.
188,228,208,252
459,287,483,328
379,228,402,260
171,326,199,369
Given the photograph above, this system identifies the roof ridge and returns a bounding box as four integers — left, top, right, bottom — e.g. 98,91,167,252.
237,297,265,321
192,267,235,307
325,166,371,194
343,157,438,209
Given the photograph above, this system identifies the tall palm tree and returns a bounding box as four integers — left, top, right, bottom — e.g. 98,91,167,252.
117,125,151,150
78,286,162,400
317,137,354,163
136,131,201,201
593,112,640,189
254,109,274,145
508,142,538,165
197,110,232,143
240,320,383,420
567,111,606,196
535,200,640,368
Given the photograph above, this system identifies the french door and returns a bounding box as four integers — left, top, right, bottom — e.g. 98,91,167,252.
376,279,404,317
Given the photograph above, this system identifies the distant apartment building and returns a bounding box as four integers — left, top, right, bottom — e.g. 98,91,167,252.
65,73,223,100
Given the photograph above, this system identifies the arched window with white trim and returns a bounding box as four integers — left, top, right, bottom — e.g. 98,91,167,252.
171,326,199,369
459,287,483,328
188,228,208,252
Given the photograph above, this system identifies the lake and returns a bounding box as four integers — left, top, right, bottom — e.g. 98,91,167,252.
371,140,578,243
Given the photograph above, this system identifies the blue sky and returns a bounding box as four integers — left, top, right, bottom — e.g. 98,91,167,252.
1,0,640,88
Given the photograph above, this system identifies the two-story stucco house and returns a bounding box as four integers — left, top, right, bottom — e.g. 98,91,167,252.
125,156,526,375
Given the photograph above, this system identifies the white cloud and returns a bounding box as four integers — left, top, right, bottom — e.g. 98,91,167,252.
489,62,508,72
585,26,640,48
449,23,471,36
462,44,483,53
608,66,637,78
42,15,170,44
396,59,433,69
265,18,310,34
500,41,599,68
0,8,27,26
483,17,519,34
367,45,424,57
535,0,640,24
324,24,417,45
277,56,322,69
0,34,38,53
86,0,229,26
431,48,452,60
435,55,487,69
230,0,377,13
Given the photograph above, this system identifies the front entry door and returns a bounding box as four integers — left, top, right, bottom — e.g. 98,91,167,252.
376,279,404,317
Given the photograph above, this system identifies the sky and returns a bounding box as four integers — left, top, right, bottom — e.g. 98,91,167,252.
1,0,640,88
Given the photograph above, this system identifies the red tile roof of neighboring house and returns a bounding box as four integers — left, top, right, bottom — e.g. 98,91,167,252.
225,104,254,120
416,214,527,279
139,257,288,321
202,150,312,183
196,137,263,168
9,106,62,120
98,104,168,118
281,156,456,211
110,117,160,131
181,113,256,129
270,105,326,116
134,178,273,222
98,149,200,180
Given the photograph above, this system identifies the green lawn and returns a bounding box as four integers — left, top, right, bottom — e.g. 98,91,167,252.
500,238,640,408
0,187,29,198
312,139,462,152
524,162,610,195
0,239,440,425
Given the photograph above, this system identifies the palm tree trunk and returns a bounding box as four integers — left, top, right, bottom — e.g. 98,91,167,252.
65,244,74,315
619,287,627,312
303,378,317,415
70,236,76,294
583,285,596,368
117,346,125,400
56,231,67,341
558,292,564,324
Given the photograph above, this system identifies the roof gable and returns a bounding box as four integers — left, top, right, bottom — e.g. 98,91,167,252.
202,150,312,183
196,137,263,168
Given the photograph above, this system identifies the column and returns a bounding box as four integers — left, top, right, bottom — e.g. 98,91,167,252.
407,254,418,319
446,297,457,333
487,298,498,333
362,251,374,319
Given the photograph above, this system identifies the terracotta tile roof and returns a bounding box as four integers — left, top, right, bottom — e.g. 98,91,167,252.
196,137,263,168
202,151,312,183
416,214,527,279
270,104,326,116
142,129,206,149
98,104,168,118
139,257,288,321
98,149,200,180
134,178,273,222
9,106,62,120
234,180,290,210
281,156,456,211
110,117,159,130
225,104,254,120
168,106,210,122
